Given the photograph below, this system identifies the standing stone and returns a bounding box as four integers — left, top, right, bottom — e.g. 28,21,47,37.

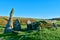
4,8,14,33
13,19,21,31
27,20,32,30
35,22,40,30
31,22,36,30
32,21,40,30
53,23,57,29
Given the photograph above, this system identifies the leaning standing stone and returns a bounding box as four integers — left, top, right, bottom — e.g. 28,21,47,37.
4,8,14,33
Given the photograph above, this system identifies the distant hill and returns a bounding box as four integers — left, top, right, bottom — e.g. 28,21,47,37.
0,16,41,26
50,18,60,21
1,16,60,27
1,16,60,28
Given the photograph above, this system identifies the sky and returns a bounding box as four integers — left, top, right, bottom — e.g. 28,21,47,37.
0,0,60,19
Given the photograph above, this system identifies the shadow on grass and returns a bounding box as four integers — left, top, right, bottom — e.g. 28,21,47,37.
0,33,25,40
21,28,33,33
0,32,38,40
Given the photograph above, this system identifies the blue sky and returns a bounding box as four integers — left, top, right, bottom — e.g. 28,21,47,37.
0,0,60,19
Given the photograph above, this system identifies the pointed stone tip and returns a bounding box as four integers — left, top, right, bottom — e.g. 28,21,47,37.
10,8,14,15
11,8,14,13
12,8,14,10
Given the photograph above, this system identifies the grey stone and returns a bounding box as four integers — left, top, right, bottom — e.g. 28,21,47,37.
4,8,14,33
27,20,32,30
13,19,21,31
32,21,40,30
53,23,57,29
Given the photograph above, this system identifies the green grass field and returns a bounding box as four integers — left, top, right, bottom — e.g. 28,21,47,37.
0,25,60,40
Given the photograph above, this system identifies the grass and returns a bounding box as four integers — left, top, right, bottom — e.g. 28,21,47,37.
0,25,60,40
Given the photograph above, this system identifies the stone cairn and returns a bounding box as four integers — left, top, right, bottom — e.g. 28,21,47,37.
13,18,21,31
4,8,14,33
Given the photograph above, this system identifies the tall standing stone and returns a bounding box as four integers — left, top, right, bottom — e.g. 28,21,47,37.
4,8,14,33
13,19,21,31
